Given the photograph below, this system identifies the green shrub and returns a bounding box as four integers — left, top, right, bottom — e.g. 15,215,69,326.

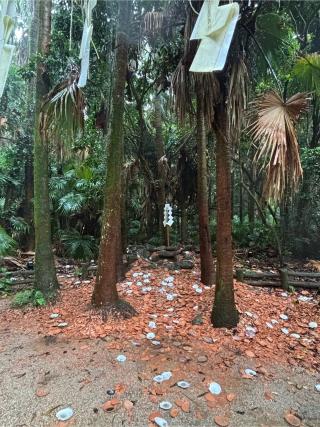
0,268,12,292
12,289,46,307
232,216,277,250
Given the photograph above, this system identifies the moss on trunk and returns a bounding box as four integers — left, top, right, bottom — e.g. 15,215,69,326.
92,1,130,307
196,89,215,287
33,0,58,298
211,97,239,328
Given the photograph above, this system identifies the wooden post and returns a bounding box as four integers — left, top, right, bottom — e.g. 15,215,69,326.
280,269,289,290
166,225,170,248
81,262,89,279
236,269,244,282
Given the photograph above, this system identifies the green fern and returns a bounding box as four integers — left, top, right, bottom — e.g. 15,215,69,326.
12,290,33,307
0,226,16,256
60,229,97,260
58,192,85,215
10,217,30,239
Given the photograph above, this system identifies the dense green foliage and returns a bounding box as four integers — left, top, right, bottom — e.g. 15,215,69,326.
0,0,320,264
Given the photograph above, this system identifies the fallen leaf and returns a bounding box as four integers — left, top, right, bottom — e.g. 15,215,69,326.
123,400,134,411
181,401,190,413
214,415,230,426
205,393,216,402
226,393,235,402
175,399,190,413
35,388,49,397
170,408,179,418
245,350,256,358
284,413,301,426
148,411,161,422
195,410,205,420
241,374,254,379
101,401,115,412
264,391,274,401
115,383,127,395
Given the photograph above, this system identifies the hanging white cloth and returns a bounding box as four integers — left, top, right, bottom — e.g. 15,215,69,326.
190,0,239,73
0,0,16,98
78,0,97,87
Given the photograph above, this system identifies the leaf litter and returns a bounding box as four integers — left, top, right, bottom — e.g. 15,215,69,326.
1,257,319,425
2,258,319,372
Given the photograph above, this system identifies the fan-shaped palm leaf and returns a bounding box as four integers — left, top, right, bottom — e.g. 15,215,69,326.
293,53,320,94
41,73,85,141
250,91,309,201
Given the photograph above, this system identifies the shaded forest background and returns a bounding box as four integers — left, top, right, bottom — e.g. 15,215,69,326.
0,0,320,277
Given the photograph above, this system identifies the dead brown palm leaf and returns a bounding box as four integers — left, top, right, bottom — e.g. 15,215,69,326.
171,5,219,127
144,11,164,34
249,91,309,201
228,57,248,137
41,72,85,141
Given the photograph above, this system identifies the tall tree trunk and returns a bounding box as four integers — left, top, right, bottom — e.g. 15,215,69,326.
248,149,255,227
22,0,38,251
92,0,129,306
154,94,166,244
239,155,244,224
211,97,239,327
21,158,34,251
33,0,58,298
196,89,214,287
180,202,187,244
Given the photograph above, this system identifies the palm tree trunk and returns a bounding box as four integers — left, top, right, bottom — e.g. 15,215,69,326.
22,0,38,252
180,201,187,244
248,149,255,227
196,90,214,287
21,158,34,251
33,0,58,298
92,0,129,306
211,99,238,327
154,94,166,243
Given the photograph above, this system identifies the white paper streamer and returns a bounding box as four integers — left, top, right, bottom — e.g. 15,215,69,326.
0,0,16,98
78,0,97,87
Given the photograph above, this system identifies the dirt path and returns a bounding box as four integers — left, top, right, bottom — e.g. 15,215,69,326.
0,325,319,427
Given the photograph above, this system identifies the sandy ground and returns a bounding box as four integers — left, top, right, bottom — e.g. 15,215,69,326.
0,304,319,427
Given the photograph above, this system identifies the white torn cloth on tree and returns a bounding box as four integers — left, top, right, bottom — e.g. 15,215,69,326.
190,0,239,73
78,0,97,87
0,0,16,98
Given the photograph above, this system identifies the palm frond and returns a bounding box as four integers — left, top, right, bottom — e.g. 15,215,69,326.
249,91,309,201
0,226,16,256
293,54,320,94
58,192,86,215
60,229,97,261
41,73,86,141
228,57,248,138
171,5,196,124
171,60,194,123
144,11,164,34
171,5,219,126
